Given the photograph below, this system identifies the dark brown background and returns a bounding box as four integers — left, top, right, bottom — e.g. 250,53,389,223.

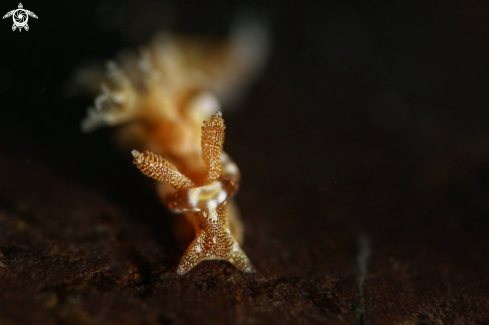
0,0,489,324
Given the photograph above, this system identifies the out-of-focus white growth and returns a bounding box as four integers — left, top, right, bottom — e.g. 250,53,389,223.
77,16,269,131
81,61,139,132
74,15,269,178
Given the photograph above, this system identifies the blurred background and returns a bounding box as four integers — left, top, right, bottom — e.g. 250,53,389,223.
0,0,488,324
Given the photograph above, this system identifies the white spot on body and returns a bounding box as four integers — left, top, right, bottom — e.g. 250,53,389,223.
208,200,217,210
189,92,219,116
213,236,217,244
225,163,238,176
209,210,218,221
195,245,201,253
217,191,226,202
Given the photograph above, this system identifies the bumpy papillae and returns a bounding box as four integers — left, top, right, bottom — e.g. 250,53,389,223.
131,112,252,274
201,111,225,184
132,111,225,188
131,150,195,190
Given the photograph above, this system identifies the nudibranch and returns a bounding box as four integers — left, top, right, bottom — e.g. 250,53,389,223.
132,112,252,275
75,20,268,274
